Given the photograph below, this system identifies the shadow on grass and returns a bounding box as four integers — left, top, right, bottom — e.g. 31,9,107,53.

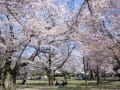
27,82,48,86
17,80,48,86
16,80,120,90
67,80,120,90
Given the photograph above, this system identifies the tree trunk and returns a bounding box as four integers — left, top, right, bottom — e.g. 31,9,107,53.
97,73,100,86
96,66,100,86
22,80,27,85
2,70,16,90
118,76,120,81
47,54,54,85
0,70,1,80
48,74,54,85
0,70,1,85
83,55,88,89
64,74,68,82
89,70,94,80
85,72,88,88
21,72,27,85
47,70,54,85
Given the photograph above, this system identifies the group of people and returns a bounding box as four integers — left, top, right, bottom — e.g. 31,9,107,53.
54,80,67,88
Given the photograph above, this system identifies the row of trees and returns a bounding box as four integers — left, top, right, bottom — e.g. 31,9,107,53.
0,0,120,90
75,0,120,86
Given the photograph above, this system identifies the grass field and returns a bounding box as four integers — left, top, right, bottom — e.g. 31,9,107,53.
15,79,120,90
0,77,120,90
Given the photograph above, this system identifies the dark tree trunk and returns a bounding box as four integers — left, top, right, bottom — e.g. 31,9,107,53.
47,70,54,85
2,70,16,90
0,70,2,86
118,76,120,81
83,55,88,89
1,60,17,90
84,70,88,89
97,74,100,86
21,72,27,85
0,70,1,80
96,66,100,86
47,74,54,85
64,74,68,83
0,70,1,85
89,70,94,80
22,80,27,85
46,53,55,85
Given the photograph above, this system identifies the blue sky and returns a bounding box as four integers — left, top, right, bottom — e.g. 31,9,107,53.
68,0,84,9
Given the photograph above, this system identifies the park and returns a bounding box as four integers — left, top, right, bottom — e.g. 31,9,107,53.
0,0,120,90
1,76,120,90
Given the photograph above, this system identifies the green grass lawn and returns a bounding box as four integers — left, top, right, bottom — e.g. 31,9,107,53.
16,79,120,90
